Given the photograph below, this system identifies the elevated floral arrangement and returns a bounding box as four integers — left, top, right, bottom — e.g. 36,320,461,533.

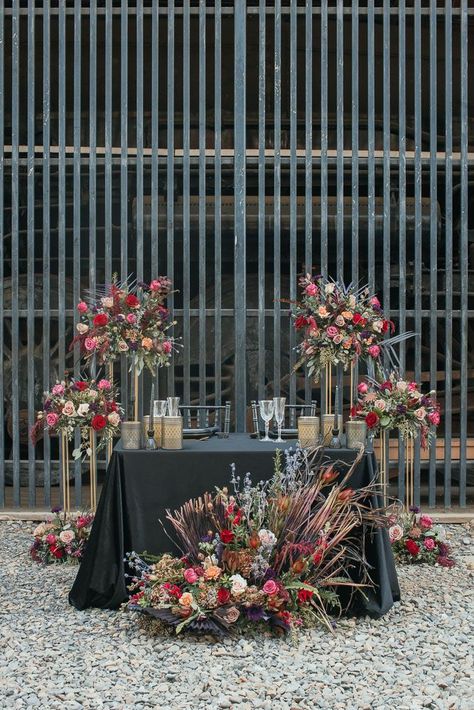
354,374,440,448
30,375,123,459
30,509,94,564
291,273,394,380
388,507,455,567
71,275,177,375
126,449,383,637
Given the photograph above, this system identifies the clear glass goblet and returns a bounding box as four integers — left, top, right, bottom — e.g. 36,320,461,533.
259,400,274,442
273,397,286,442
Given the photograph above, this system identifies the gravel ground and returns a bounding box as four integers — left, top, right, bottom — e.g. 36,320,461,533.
0,521,473,710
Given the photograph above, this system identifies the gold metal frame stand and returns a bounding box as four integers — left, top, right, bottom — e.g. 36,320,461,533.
405,437,414,510
325,363,332,414
60,433,71,514
89,429,97,510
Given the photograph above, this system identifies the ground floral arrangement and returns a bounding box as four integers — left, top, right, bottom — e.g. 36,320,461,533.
30,375,123,459
388,508,455,568
30,510,94,564
72,275,178,374
126,449,384,637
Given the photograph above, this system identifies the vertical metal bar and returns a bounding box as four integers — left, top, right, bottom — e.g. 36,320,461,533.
73,0,82,506
11,0,20,506
428,0,437,509
257,0,265,402
367,0,375,293
183,1,190,407
58,0,66,421
151,0,159,279
104,0,112,284
234,0,246,429
382,0,391,488
459,0,468,507
398,0,407,504
89,0,97,318
0,3,4,506
167,0,175,394
289,0,297,407
444,0,453,508
136,0,144,284
336,0,344,283
214,0,222,407
120,0,128,284
42,0,51,508
351,2,359,291
413,0,422,504
273,0,281,397
199,0,206,408
27,0,36,508
320,0,328,280
304,0,312,405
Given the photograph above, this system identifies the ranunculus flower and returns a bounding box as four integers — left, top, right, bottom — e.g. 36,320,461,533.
414,407,426,420
368,344,381,358
178,592,194,607
365,411,379,429
75,381,88,392
419,514,433,530
405,539,420,556
382,319,391,333
77,403,90,416
389,524,403,543
84,337,98,352
101,297,114,308
305,283,318,296
428,411,440,426
125,294,140,308
46,412,59,427
98,379,111,391
326,326,339,339
150,279,162,291
357,382,369,394
424,538,435,551
204,565,222,581
77,301,88,314
59,530,75,544
217,587,231,604
297,589,313,603
107,412,120,427
118,340,129,352
229,574,247,595
220,529,234,544
93,313,108,327
262,579,278,595
183,568,199,584
126,313,137,324
91,414,107,431
141,337,153,350
62,401,76,417
76,323,89,334
52,384,65,396
162,340,172,354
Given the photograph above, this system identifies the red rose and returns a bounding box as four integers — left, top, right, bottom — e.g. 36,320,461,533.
91,414,107,431
297,589,314,603
352,313,363,325
106,401,118,413
217,588,231,604
75,381,88,391
125,294,140,308
405,539,420,556
294,315,308,330
365,411,379,429
49,544,64,559
381,380,393,391
220,529,234,544
93,313,108,327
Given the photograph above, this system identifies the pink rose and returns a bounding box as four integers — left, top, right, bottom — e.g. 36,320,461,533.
357,382,369,394
162,340,172,354
424,537,435,551
59,530,75,544
368,344,381,358
52,384,65,396
183,568,199,584
429,411,440,426
150,280,162,291
335,315,345,327
305,283,318,296
408,382,418,392
414,407,426,420
326,326,339,339
77,301,88,314
389,524,404,543
419,514,433,530
62,401,76,417
84,337,98,352
126,313,137,324
107,412,121,427
262,579,278,595
45,533,56,545
333,334,343,345
46,412,59,428
98,379,111,391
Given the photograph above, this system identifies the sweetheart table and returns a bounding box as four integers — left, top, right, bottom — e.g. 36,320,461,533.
69,434,400,615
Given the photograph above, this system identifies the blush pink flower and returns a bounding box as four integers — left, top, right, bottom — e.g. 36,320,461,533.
424,537,435,551
84,337,98,352
45,533,56,545
262,579,278,595
126,313,137,324
107,412,121,427
428,411,440,426
326,326,339,339
52,384,65,396
305,283,318,296
357,382,369,394
370,296,381,308
183,568,199,584
335,315,345,327
150,280,162,291
419,514,433,530
59,530,75,544
368,344,381,358
62,401,76,417
98,379,111,391
333,334,343,345
46,412,59,427
77,301,88,314
414,407,426,420
162,340,172,354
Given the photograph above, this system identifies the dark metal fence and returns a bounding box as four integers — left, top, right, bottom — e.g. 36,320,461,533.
1,1,473,510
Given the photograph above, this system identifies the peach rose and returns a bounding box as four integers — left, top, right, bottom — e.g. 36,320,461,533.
178,592,194,608
318,306,329,318
203,565,222,581
108,412,121,427
59,530,75,544
141,337,153,350
341,311,353,320
414,407,426,420
118,340,129,352
101,296,114,308
62,401,76,417
374,399,386,411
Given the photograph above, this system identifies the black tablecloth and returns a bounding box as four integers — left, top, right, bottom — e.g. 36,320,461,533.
69,434,399,615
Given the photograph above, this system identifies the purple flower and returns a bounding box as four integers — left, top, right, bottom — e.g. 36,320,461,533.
129,342,138,351
44,400,53,412
360,330,370,340
245,606,265,622
51,506,62,513
397,404,407,414
200,534,214,543
420,396,430,406
116,314,125,322
263,567,277,581
89,403,99,413
409,505,420,514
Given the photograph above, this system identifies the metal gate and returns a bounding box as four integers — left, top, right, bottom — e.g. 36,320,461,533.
1,1,473,510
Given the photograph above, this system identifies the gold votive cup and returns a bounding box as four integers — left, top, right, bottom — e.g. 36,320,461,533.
143,415,163,448
345,420,367,450
322,414,343,446
297,416,321,449
162,416,183,450
121,421,142,450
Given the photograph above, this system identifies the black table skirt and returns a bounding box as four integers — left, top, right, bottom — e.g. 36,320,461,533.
69,434,400,616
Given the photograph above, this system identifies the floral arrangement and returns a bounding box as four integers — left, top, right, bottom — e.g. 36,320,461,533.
71,275,177,374
126,449,383,637
30,375,123,459
354,373,440,447
388,508,455,567
290,273,394,380
29,509,94,564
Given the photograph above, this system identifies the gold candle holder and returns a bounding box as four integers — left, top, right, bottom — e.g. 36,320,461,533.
121,421,142,450
321,414,343,446
162,416,183,450
297,417,320,449
345,420,367,450
143,415,163,448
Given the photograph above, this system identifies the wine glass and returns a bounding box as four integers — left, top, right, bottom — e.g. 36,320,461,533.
259,400,274,442
273,397,286,443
